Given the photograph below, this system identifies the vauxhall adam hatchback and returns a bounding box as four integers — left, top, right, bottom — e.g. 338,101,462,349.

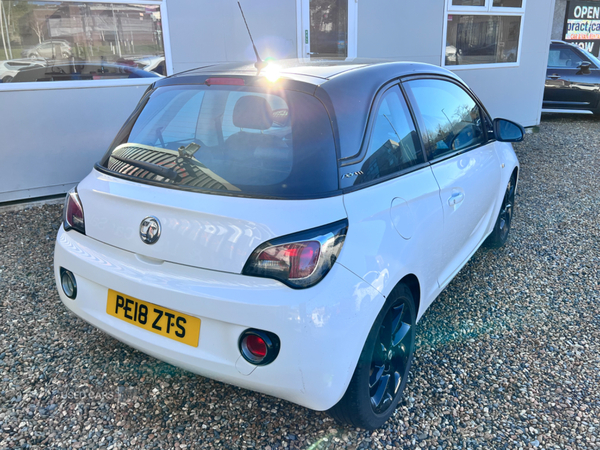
54,60,523,429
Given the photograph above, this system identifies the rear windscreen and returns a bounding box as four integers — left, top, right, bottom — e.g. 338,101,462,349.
100,85,339,199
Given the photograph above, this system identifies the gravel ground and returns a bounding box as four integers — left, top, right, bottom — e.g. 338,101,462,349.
1,115,599,450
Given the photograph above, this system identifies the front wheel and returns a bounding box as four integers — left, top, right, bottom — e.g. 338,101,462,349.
328,284,416,429
485,173,516,248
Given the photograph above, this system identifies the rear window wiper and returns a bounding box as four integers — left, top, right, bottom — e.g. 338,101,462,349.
110,154,182,182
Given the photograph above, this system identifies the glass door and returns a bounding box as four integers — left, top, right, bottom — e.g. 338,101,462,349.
298,0,357,60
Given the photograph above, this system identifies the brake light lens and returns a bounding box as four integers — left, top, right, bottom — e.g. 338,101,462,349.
64,188,85,234
205,77,245,86
242,219,348,289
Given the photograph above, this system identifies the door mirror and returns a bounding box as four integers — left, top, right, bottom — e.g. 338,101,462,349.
493,118,524,142
578,61,592,74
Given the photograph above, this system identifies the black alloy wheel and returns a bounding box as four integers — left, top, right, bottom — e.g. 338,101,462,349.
485,173,516,248
369,300,413,414
328,284,416,429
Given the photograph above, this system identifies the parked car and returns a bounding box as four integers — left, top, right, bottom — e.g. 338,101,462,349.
135,56,166,75
543,40,600,115
54,60,523,429
0,58,46,82
20,40,72,60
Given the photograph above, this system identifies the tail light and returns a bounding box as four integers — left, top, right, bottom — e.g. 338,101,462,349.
242,219,348,289
64,187,85,234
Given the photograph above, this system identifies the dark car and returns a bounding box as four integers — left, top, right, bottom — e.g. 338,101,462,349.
543,40,600,115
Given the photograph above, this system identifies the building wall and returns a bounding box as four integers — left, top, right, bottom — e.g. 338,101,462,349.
553,0,568,39
457,0,556,127
167,0,298,72
357,0,445,66
358,0,555,127
0,84,151,202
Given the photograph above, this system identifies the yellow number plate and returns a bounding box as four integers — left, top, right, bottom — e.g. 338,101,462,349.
106,290,200,347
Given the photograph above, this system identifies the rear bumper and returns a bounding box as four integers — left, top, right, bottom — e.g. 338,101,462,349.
54,227,384,410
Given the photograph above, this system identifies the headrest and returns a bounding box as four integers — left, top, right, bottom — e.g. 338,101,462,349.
232,95,273,130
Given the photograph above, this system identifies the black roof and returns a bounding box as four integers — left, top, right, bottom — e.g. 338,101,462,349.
153,59,466,161
162,58,459,84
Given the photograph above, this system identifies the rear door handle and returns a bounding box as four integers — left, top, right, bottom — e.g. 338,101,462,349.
548,74,561,80
448,192,465,206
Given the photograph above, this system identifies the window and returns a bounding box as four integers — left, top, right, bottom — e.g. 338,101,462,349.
492,0,522,6
452,0,485,6
345,86,424,187
548,46,585,68
0,1,165,85
445,0,524,67
405,79,486,160
102,86,339,199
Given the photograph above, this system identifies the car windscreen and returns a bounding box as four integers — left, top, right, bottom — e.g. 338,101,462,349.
100,85,339,199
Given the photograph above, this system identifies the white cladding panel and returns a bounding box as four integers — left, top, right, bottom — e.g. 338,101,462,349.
0,84,150,202
167,0,299,72
357,0,446,66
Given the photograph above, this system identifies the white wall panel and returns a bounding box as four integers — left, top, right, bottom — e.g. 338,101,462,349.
0,85,149,202
167,0,298,72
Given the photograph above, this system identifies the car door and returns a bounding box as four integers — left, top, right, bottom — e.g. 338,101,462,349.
339,84,445,307
544,44,600,111
403,77,502,288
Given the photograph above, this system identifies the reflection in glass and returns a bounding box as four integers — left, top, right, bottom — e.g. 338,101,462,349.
0,1,165,84
354,87,423,185
547,47,584,67
310,0,348,58
445,15,521,65
496,119,523,141
492,0,523,7
452,0,485,6
406,79,485,160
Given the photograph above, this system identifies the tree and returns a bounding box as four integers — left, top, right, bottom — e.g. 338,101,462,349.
29,14,45,43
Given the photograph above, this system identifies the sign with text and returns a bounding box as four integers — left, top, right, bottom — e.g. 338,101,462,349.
564,1,600,56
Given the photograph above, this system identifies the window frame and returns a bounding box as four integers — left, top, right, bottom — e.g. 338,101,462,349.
339,81,431,192
401,75,493,165
443,0,525,70
0,0,171,92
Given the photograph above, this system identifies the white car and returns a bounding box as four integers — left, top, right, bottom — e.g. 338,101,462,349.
54,60,523,429
0,58,46,82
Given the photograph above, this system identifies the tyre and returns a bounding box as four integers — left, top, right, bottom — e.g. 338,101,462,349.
328,284,416,429
485,172,516,248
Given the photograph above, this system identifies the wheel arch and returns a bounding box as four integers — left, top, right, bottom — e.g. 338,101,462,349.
511,165,519,191
391,273,421,320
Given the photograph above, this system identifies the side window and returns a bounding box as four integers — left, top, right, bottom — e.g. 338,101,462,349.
353,86,424,185
405,79,486,160
547,47,584,68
